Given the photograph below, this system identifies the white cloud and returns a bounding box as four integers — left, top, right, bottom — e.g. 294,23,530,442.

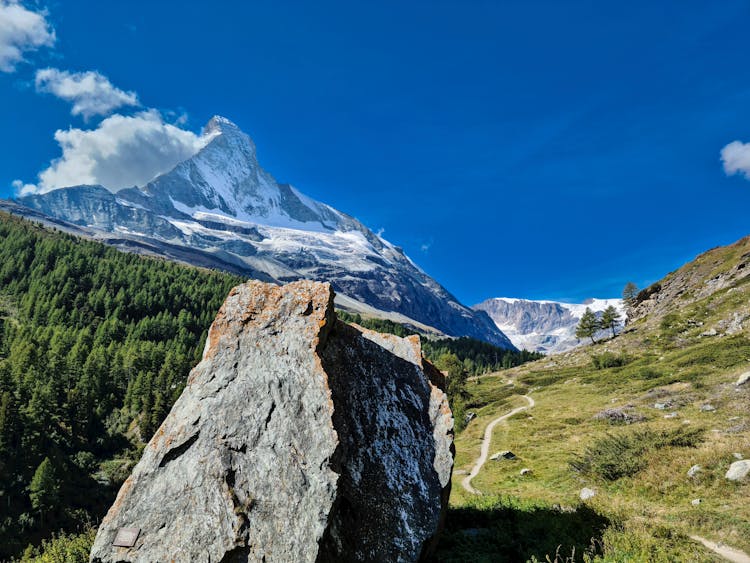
11,179,35,195
0,1,55,72
35,68,139,118
721,140,750,179
21,110,214,194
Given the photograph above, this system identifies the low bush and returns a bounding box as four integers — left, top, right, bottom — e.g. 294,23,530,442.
591,352,632,370
590,521,710,563
18,529,95,562
635,367,662,380
659,313,686,338
571,427,703,481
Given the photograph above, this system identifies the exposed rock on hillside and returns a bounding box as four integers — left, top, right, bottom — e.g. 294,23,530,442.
737,371,750,386
89,280,453,562
629,235,750,324
726,460,750,482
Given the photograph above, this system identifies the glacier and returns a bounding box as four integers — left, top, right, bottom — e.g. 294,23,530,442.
474,297,625,354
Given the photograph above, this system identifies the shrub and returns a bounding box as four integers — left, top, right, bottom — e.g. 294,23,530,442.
636,283,661,305
591,521,704,563
571,431,649,481
19,529,95,562
635,367,662,379
97,458,135,487
591,352,632,370
659,313,686,338
71,451,97,473
571,427,703,481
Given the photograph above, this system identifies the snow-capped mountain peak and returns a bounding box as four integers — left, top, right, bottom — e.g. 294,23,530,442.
118,115,345,232
14,116,515,349
474,297,625,354
204,114,244,134
199,115,258,165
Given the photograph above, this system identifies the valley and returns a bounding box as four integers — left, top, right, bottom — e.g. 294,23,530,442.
0,213,531,561
5,212,750,562
442,235,750,561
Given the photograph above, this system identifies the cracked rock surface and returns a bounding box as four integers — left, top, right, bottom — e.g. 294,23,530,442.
89,280,453,563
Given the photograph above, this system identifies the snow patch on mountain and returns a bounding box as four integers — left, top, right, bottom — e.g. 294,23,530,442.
474,297,626,354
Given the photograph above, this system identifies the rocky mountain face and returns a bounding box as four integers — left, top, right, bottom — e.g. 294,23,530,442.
89,280,454,562
473,297,625,354
12,116,513,348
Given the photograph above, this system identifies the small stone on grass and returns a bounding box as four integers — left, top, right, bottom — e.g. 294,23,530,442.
580,488,596,500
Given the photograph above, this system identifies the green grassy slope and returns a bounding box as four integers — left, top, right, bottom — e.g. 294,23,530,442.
439,237,750,562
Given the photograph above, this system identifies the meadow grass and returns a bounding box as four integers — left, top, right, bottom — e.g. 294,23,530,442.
443,282,750,561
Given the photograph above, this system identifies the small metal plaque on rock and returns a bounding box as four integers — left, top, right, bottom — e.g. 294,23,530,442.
112,527,140,547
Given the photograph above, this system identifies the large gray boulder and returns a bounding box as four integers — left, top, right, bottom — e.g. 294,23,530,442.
90,280,454,562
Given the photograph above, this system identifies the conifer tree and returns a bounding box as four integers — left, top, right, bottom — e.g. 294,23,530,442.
622,281,639,307
600,305,622,338
575,307,600,344
0,391,19,483
29,457,60,525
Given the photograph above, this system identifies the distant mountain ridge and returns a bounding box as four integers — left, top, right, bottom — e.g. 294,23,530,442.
473,297,625,354
10,116,514,348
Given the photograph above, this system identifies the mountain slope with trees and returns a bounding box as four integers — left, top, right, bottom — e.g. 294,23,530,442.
0,212,243,558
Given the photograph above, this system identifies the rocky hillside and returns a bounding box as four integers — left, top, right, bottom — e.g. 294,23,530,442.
90,280,454,562
627,234,750,328
8,116,512,348
474,297,624,353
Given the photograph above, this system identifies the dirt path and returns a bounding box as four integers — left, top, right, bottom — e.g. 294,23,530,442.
461,394,535,495
689,535,750,563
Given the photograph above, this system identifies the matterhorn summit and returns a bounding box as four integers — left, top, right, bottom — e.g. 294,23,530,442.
14,116,513,347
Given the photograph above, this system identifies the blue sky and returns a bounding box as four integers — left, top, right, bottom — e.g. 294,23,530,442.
3,1,750,305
